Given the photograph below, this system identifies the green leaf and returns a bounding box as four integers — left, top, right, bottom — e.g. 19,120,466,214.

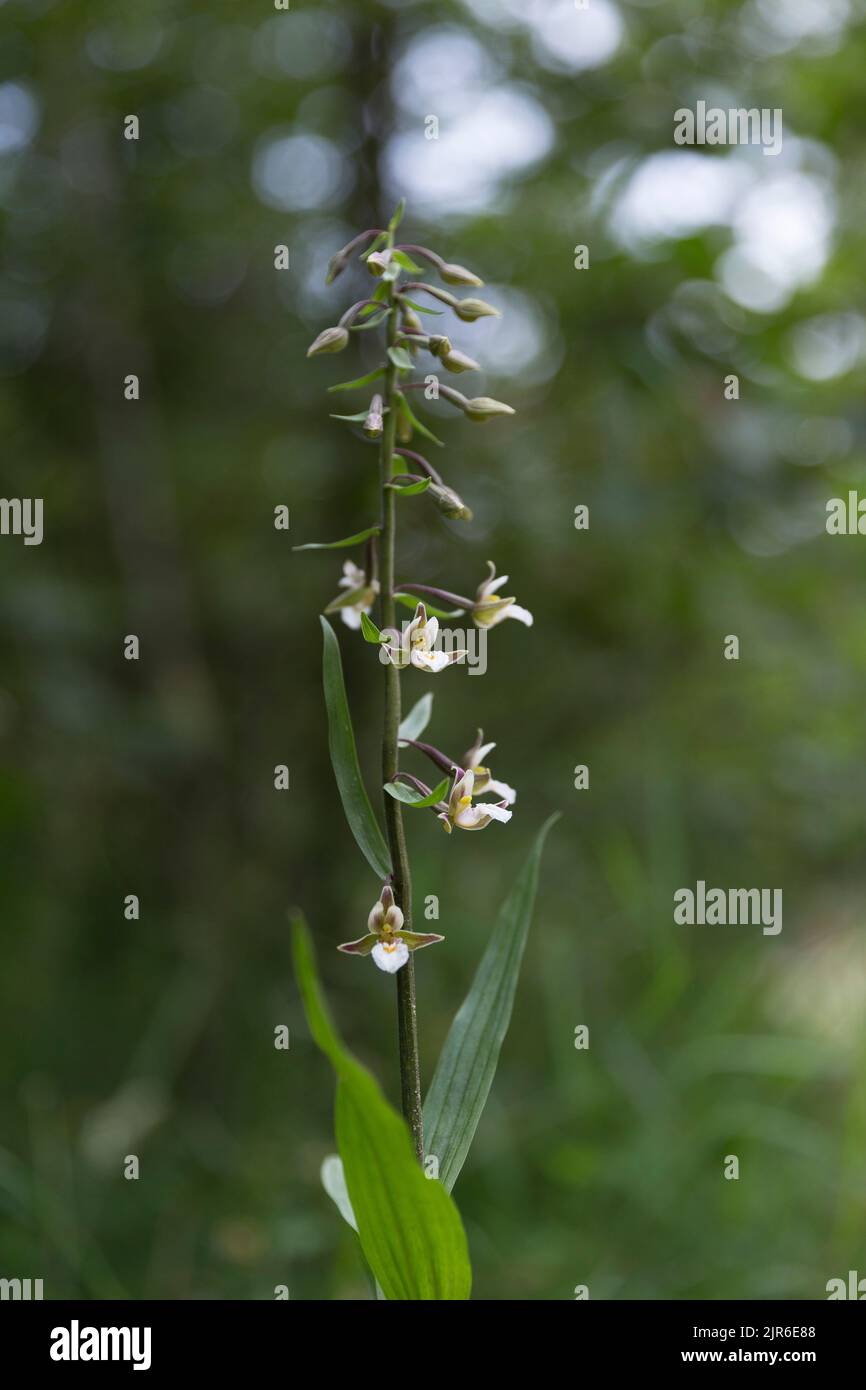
360,611,386,644
386,477,431,497
388,199,406,233
320,1155,385,1300
398,692,434,744
384,776,449,809
292,917,472,1300
320,617,391,880
324,585,372,615
423,814,560,1192
391,249,425,274
362,231,388,261
351,309,390,332
388,345,415,371
394,592,464,620
401,297,443,316
293,525,380,551
321,1154,358,1232
328,367,386,394
396,391,444,447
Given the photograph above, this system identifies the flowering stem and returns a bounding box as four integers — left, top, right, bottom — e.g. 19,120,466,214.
379,240,424,1163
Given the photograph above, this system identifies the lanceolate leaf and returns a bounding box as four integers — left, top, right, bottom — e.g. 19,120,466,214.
396,391,444,447
360,611,386,644
387,477,431,497
398,692,434,744
293,525,380,551
292,918,472,1300
352,310,390,332
320,617,391,880
423,814,560,1192
388,345,415,371
384,776,448,808
327,367,386,394
391,249,425,273
400,297,443,316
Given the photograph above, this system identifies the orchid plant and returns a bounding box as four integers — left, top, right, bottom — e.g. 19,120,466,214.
292,202,557,1301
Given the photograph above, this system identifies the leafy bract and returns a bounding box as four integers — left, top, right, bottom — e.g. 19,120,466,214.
384,777,448,809
294,525,380,551
398,693,434,744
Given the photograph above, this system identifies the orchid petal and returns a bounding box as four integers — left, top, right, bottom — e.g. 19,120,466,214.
483,777,517,804
395,930,445,951
338,933,379,956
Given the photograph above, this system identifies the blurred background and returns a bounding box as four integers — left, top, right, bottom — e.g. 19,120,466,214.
2,0,866,1300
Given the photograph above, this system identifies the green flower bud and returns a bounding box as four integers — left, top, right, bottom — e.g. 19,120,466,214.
461,396,515,422
439,261,484,287
326,253,348,285
366,249,392,278
363,394,384,439
428,481,473,521
440,347,480,374
427,334,453,359
306,326,350,357
401,306,424,336
453,298,500,323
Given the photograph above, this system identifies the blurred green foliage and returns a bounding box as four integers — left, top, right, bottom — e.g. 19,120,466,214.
2,0,866,1299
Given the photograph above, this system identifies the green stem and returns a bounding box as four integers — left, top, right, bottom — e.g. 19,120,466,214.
379,244,424,1163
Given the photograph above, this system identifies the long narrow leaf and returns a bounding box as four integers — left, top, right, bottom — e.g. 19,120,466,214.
423,814,560,1192
292,918,472,1300
320,617,391,879
396,391,444,447
293,525,380,551
327,367,386,394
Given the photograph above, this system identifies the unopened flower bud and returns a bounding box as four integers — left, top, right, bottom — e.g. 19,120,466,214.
439,261,484,287
461,396,515,422
366,249,392,277
440,347,480,374
427,335,453,359
428,481,473,521
326,253,348,285
401,306,424,335
363,394,384,438
454,298,500,323
396,410,413,444
306,326,350,357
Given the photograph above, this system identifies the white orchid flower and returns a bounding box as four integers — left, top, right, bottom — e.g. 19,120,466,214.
463,729,517,805
338,885,444,973
472,561,533,629
325,560,379,630
383,602,466,673
437,766,512,834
